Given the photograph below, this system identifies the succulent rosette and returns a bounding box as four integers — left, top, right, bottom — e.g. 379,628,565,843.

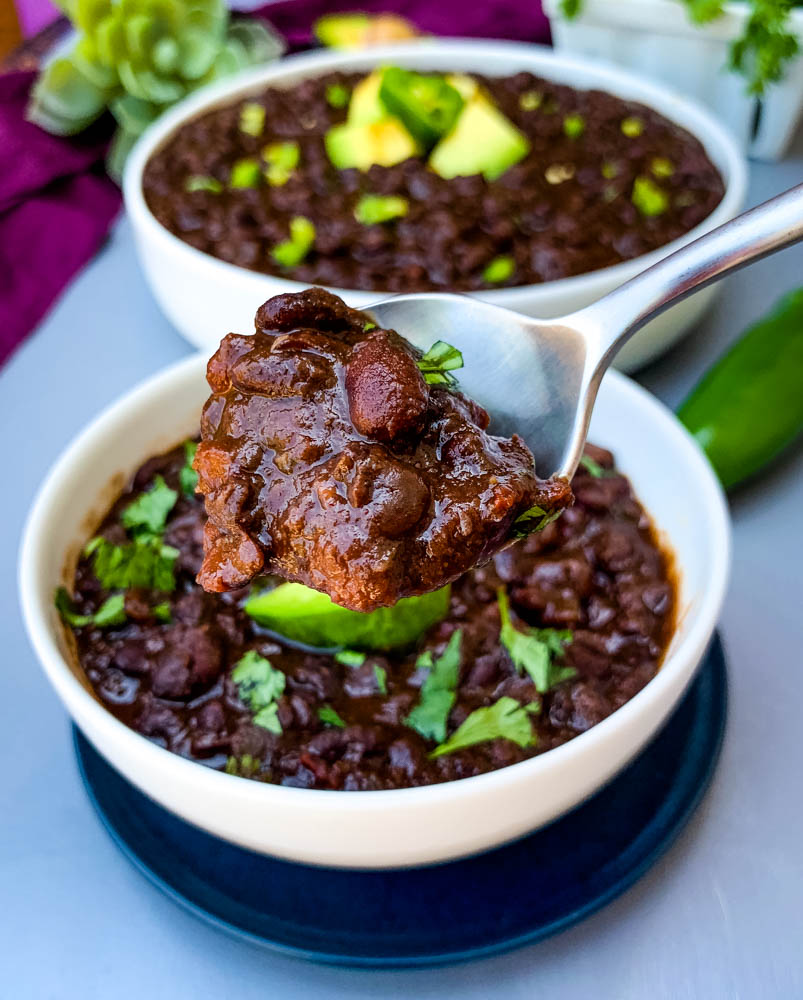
28,0,285,177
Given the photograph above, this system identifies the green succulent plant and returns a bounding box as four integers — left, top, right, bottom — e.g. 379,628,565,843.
27,0,285,179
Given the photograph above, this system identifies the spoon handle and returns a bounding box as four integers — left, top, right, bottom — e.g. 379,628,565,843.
573,182,803,374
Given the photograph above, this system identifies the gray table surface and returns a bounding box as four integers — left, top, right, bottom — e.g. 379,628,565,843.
2,129,802,999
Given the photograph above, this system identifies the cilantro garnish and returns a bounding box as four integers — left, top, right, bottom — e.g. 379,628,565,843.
429,696,536,758
263,141,300,186
417,340,464,387
153,602,172,623
230,157,261,189
231,651,286,734
374,664,388,695
185,175,222,194
271,216,316,268
55,588,126,629
180,441,198,497
224,754,261,777
483,255,515,284
632,176,669,217
405,630,462,743
511,504,563,538
334,649,366,668
121,475,177,538
326,82,350,108
579,454,607,478
84,535,179,592
318,705,346,728
354,194,409,225
239,102,265,137
497,588,576,693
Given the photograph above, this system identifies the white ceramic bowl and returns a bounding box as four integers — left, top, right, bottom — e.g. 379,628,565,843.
124,40,747,373
19,356,730,868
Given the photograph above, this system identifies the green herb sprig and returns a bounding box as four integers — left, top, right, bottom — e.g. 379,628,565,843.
417,340,464,387
55,588,126,629
231,650,286,733
497,588,576,693
429,696,537,758
405,630,462,743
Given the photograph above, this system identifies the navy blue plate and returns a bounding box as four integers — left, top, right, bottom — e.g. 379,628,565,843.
74,635,727,968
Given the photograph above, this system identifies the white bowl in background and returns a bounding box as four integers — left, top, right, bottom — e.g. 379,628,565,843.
123,39,748,372
19,355,730,868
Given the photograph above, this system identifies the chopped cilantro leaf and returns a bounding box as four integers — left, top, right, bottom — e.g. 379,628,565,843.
232,651,286,733
239,102,265,137
318,705,346,728
326,82,350,108
651,157,674,179
519,90,542,110
185,175,222,193
335,649,366,668
271,216,315,268
354,194,409,225
84,535,179,592
153,601,172,623
417,340,464,387
55,588,126,629
497,588,575,693
579,454,607,478
511,504,563,538
483,255,515,284
621,116,644,138
374,664,388,695
253,704,282,733
224,754,261,777
180,441,198,497
263,141,300,186
563,112,585,138
405,630,462,743
121,475,177,538
632,176,669,217
429,697,536,758
230,157,261,188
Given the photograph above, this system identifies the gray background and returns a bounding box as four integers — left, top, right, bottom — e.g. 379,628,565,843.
2,133,801,998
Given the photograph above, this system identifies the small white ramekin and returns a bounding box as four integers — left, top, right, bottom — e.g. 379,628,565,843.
19,356,730,868
124,39,747,372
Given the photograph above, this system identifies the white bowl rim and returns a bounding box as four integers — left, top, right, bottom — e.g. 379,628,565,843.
18,352,731,812
123,38,748,307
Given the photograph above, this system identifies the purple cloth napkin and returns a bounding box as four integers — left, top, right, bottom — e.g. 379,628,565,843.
0,71,120,366
2,3,550,367
255,0,550,51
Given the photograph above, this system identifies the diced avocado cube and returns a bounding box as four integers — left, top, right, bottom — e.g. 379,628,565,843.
379,67,464,147
429,95,530,182
325,118,420,171
244,582,452,650
347,69,387,126
446,74,479,100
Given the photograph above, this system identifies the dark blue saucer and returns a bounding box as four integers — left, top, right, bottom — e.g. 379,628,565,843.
73,635,727,968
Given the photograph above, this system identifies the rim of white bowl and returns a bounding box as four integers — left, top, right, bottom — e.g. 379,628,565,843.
18,353,731,810
123,39,748,309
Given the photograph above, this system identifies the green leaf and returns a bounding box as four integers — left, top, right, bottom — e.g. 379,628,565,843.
153,601,172,623
326,82,350,108
185,174,222,193
429,697,535,758
620,116,644,138
180,440,199,495
239,101,265,137
416,340,464,387
728,0,799,96
263,141,300,186
232,652,286,733
374,664,388,695
579,454,607,478
245,582,451,651
334,649,366,668
224,754,260,777
563,112,585,138
55,588,127,628
632,176,669,217
405,630,462,743
511,504,563,538
318,705,346,728
482,255,514,284
27,55,111,136
85,535,179,592
229,157,261,189
271,216,316,268
121,475,178,538
110,92,158,135
354,194,409,225
497,588,575,693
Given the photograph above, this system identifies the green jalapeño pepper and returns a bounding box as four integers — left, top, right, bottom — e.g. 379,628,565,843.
678,288,803,490
379,67,464,148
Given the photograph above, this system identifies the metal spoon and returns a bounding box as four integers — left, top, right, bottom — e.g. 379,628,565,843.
367,183,803,480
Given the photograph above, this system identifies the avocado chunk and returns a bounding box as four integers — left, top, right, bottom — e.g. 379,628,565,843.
325,117,420,170
379,67,464,148
244,582,452,650
430,94,530,182
347,69,387,126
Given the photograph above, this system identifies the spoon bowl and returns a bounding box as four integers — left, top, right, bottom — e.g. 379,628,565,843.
370,183,803,480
